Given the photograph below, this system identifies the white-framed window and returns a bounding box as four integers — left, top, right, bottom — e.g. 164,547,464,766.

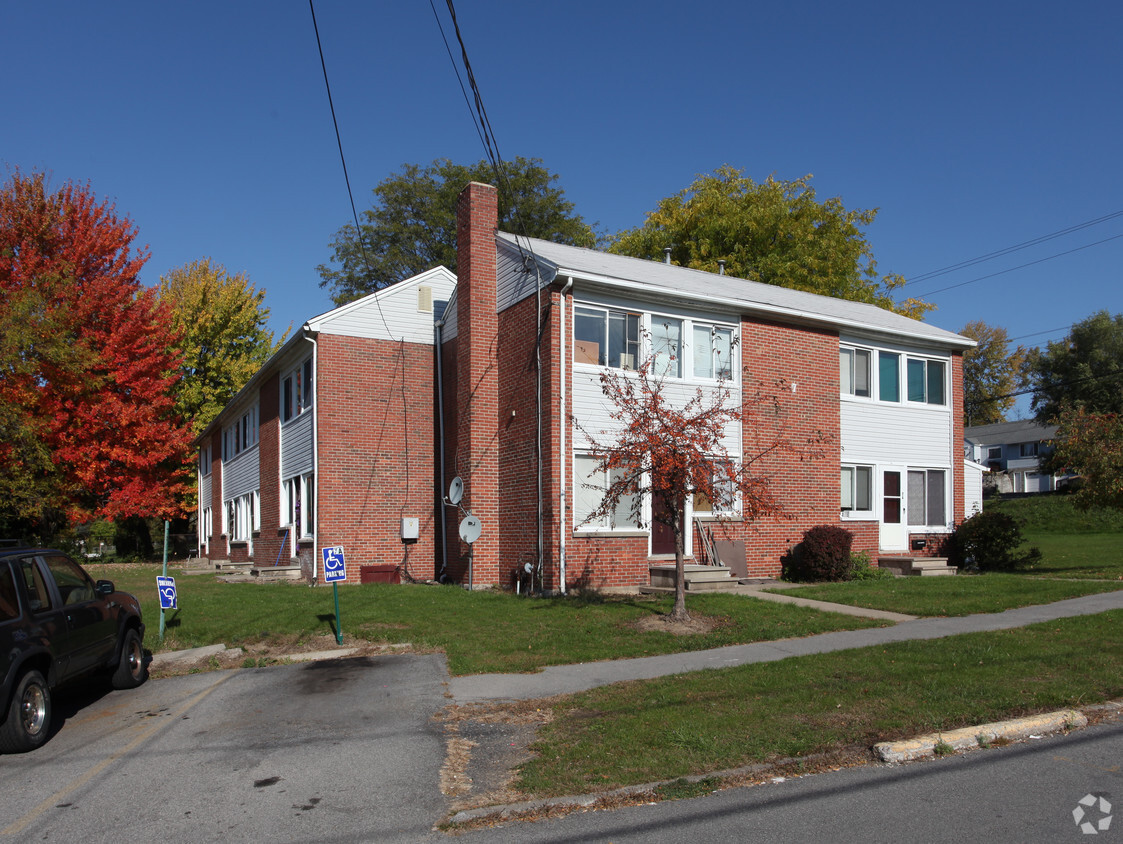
201,507,212,540
693,459,738,516
878,351,900,402
650,316,683,379
841,465,874,515
222,405,259,461
223,491,259,541
282,472,315,540
199,443,212,476
907,469,947,527
573,453,642,531
840,347,872,397
906,358,946,405
693,324,735,380
282,357,314,423
574,306,640,370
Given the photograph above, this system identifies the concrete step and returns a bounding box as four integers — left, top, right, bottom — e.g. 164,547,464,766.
251,565,303,582
878,556,958,577
648,564,733,589
214,560,252,573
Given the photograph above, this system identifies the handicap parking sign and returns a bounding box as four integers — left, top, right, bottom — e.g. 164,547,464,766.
156,575,177,610
322,546,347,583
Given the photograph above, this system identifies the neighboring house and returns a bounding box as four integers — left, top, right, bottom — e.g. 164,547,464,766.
964,420,1064,494
197,182,975,587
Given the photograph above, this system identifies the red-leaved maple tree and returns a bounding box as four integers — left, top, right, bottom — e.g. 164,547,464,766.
577,357,825,620
0,170,192,535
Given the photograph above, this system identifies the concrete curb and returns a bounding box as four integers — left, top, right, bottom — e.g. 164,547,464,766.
873,708,1088,763
149,644,242,669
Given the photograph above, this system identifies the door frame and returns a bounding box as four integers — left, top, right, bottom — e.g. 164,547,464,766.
879,466,908,551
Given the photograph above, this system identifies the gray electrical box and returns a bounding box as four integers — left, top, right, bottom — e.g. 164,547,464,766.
401,517,419,542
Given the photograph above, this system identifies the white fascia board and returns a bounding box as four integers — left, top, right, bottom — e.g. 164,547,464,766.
558,269,976,352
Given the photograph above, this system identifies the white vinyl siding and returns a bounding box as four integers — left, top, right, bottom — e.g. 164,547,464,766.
306,266,455,344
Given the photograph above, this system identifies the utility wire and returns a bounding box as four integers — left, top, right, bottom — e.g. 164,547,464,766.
906,209,1123,285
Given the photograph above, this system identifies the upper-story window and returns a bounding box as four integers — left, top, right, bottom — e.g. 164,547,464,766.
693,324,734,380
199,443,212,476
282,358,314,423
907,358,946,405
650,317,682,378
840,347,871,397
222,405,258,461
575,306,641,370
878,352,900,402
1019,442,1039,458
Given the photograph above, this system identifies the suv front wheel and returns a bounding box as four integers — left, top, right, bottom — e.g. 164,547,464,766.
111,628,148,690
0,670,51,753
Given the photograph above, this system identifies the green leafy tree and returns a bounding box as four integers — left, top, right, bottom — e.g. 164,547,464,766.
1028,311,1123,422
960,321,1027,425
157,258,286,436
318,157,596,305
1051,406,1123,511
609,166,932,319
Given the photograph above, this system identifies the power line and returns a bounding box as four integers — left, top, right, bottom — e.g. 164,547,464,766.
906,210,1123,285
910,231,1123,298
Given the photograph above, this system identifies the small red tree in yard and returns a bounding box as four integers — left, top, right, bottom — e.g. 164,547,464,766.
0,170,192,538
576,357,826,621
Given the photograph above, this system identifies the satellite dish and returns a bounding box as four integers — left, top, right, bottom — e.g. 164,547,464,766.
458,514,482,544
448,476,464,505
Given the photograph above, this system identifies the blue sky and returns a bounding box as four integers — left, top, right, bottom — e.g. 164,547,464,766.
5,1,1121,418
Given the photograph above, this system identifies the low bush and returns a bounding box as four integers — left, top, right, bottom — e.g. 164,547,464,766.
954,510,1042,571
850,551,894,581
785,525,854,582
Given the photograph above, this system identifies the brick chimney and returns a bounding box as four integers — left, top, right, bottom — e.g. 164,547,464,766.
454,182,499,586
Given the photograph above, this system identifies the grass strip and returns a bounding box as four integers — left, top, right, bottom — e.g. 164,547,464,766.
771,574,1122,616
85,566,883,676
517,610,1123,797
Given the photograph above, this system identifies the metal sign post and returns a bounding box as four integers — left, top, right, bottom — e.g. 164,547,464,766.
321,546,346,645
159,520,170,641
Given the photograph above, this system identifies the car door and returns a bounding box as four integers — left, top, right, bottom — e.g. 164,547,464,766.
16,556,71,680
39,554,116,677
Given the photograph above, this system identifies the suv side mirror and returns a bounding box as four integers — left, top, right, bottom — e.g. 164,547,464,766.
95,580,115,596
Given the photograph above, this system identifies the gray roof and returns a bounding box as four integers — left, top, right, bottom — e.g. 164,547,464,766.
498,232,973,350
965,419,1057,444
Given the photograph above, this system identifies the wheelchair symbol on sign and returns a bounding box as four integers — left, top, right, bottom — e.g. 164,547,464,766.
156,575,177,610
322,546,347,583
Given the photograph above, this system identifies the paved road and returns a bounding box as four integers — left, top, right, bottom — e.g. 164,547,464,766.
0,655,451,843
453,719,1123,843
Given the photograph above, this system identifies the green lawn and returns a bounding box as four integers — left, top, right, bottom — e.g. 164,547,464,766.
86,565,883,676
517,611,1123,797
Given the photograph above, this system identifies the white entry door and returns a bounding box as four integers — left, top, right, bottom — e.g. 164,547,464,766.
879,468,908,551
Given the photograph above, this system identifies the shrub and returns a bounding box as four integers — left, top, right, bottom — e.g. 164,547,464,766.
786,525,854,582
850,550,894,581
953,510,1042,571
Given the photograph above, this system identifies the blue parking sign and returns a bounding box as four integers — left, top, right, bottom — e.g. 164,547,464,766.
156,575,177,610
322,546,346,583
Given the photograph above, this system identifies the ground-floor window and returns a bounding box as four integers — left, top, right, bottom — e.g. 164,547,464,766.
224,492,259,541
907,469,947,527
573,453,641,531
282,472,315,540
841,465,873,515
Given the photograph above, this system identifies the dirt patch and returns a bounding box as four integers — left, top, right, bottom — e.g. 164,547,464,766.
148,636,425,677
633,612,722,635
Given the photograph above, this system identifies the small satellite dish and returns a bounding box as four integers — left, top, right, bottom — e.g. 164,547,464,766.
448,476,464,505
523,561,533,574
458,514,482,544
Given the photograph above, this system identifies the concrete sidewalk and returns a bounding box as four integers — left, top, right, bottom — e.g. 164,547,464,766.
448,588,1123,703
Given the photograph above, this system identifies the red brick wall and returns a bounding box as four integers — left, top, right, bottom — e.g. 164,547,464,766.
316,333,439,578
453,183,500,587
255,373,283,567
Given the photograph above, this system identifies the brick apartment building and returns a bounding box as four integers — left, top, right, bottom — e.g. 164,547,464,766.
196,182,974,589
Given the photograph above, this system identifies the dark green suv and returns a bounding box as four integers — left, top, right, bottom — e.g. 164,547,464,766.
0,548,146,752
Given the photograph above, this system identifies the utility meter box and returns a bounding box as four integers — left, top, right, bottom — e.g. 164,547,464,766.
400,517,420,542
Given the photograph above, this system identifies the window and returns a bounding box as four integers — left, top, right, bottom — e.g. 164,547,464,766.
878,352,900,402
693,324,734,380
283,473,315,539
201,507,212,540
19,560,54,613
650,317,682,378
43,555,95,605
987,446,1002,460
222,405,259,461
906,358,946,405
907,469,946,527
840,347,871,397
841,465,873,514
1019,442,1039,458
282,358,314,423
199,444,212,476
224,491,259,541
693,460,737,515
574,306,639,370
574,454,641,530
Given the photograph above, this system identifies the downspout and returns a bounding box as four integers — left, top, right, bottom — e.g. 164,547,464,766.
307,330,319,581
435,319,449,581
558,277,574,594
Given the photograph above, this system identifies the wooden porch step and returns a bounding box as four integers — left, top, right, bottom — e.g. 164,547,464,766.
878,556,958,577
